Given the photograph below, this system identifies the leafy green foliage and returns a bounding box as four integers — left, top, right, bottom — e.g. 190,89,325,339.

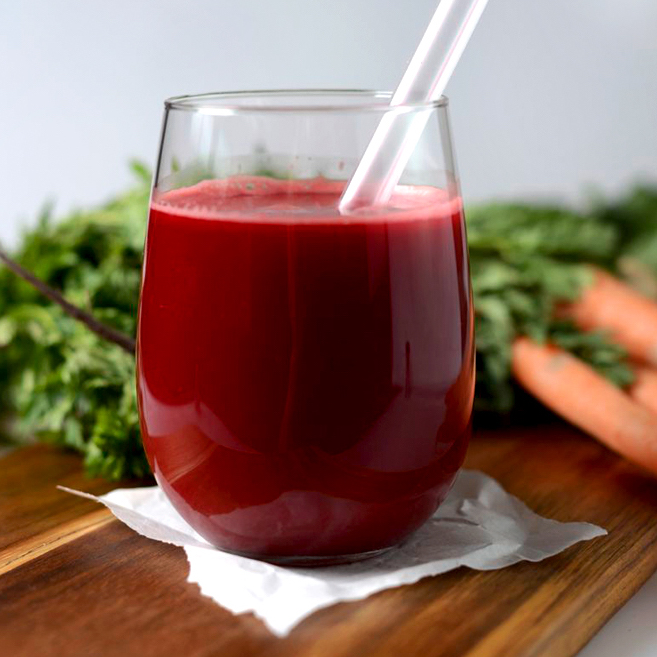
468,202,628,411
0,162,150,479
1,168,657,479
595,185,657,268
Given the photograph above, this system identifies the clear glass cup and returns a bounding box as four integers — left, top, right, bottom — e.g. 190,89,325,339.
137,90,474,565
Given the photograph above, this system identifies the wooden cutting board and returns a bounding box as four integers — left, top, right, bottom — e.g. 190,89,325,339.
1,424,657,657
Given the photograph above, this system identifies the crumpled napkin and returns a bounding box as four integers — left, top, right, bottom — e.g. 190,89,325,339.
61,470,605,636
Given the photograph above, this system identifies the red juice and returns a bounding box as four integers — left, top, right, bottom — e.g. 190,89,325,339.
137,177,474,562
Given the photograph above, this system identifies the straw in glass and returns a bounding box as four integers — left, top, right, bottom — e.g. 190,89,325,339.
339,0,490,212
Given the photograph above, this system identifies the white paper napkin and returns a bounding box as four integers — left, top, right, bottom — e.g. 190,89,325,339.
61,470,605,636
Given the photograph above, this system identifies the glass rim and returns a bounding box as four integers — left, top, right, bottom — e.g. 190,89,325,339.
164,89,449,115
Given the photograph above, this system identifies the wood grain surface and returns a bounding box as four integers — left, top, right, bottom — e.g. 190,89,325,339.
1,425,656,657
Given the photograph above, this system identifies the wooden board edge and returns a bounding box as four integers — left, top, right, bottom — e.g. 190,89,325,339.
0,508,114,575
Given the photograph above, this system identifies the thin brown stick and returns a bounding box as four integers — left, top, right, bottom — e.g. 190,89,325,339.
0,245,136,354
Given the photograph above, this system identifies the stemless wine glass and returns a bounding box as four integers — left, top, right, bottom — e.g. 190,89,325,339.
137,90,474,565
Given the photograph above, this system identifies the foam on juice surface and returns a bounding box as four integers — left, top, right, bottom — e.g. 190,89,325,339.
152,176,462,224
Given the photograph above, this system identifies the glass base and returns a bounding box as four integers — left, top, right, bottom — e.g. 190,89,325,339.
221,545,395,567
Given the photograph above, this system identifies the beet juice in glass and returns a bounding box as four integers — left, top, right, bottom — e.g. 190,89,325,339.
137,91,474,565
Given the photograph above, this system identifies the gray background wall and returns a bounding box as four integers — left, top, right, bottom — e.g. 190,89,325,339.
2,0,656,245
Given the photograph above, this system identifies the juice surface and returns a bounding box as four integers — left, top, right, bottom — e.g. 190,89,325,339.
137,177,474,559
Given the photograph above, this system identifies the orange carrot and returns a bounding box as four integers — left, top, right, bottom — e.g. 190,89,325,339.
566,267,657,366
512,337,657,476
628,364,657,417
